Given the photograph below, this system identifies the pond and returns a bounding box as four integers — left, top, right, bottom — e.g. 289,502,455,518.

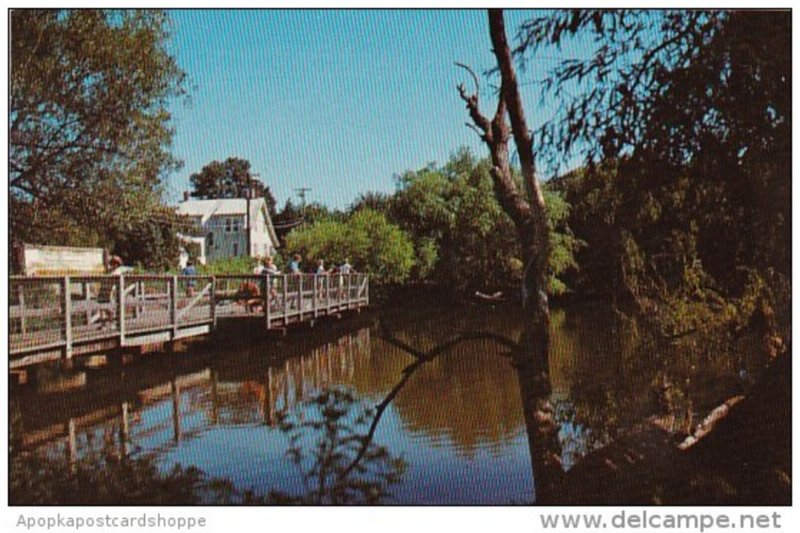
10,300,758,505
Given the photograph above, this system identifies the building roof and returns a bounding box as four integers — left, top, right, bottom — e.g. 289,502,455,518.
176,197,279,246
176,198,259,217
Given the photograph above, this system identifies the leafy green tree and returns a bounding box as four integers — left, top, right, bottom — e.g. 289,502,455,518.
350,191,393,215
380,149,581,294
108,205,183,271
528,10,790,356
10,10,186,266
189,157,277,212
285,209,414,285
272,199,344,246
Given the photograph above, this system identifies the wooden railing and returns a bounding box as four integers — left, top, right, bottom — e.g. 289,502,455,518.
9,273,369,365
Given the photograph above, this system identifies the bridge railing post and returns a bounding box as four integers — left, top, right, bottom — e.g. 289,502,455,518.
282,275,289,326
297,275,304,320
313,275,319,318
17,283,27,335
347,273,353,309
210,276,217,328
265,274,272,329
326,273,331,311
131,279,139,319
170,276,178,339
62,276,73,360
117,275,126,346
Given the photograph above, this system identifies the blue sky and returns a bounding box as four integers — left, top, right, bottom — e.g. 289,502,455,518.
164,10,575,209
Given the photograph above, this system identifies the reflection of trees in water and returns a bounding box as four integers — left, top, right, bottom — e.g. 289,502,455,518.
11,388,406,505
549,306,654,451
10,416,241,505
268,388,406,504
358,300,757,502
357,306,526,455
390,341,523,456
13,299,756,505
549,304,753,466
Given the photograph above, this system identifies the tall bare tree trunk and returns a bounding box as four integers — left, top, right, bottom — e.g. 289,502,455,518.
458,9,563,501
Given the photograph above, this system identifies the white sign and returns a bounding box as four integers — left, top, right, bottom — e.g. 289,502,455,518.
21,244,106,276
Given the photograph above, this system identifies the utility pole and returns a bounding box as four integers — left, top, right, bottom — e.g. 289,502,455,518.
295,187,311,223
246,173,261,257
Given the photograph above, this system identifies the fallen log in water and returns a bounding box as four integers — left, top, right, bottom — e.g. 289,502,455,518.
542,354,790,505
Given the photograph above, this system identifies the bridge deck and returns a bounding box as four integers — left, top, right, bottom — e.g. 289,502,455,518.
9,273,369,368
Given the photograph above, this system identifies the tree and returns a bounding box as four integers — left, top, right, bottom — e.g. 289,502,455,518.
518,10,790,358
189,157,277,211
10,10,186,263
273,199,342,240
285,209,415,285
350,191,393,215
267,388,405,504
107,205,183,271
456,9,563,496
385,150,581,293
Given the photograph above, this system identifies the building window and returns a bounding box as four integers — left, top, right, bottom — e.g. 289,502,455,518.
233,217,241,233
206,232,214,249
225,218,232,233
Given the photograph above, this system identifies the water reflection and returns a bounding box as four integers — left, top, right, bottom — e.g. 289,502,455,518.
11,302,752,504
269,388,406,504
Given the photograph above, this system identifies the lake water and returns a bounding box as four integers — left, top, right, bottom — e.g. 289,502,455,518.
11,300,756,504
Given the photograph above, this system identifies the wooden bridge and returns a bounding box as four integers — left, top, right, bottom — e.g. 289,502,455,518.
9,273,369,369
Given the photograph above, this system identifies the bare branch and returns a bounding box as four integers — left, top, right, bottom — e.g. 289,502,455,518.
455,61,481,95
465,122,484,138
456,63,493,139
378,320,426,360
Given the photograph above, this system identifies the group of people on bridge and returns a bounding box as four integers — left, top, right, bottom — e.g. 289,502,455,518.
252,254,356,278
229,255,358,313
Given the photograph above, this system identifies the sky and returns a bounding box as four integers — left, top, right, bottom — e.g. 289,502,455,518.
164,10,574,210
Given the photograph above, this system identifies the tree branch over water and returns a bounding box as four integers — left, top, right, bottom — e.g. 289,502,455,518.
341,317,517,478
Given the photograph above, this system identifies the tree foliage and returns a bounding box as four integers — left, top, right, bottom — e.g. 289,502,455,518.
189,156,277,214
531,10,790,357
10,10,186,267
368,149,581,295
285,209,415,285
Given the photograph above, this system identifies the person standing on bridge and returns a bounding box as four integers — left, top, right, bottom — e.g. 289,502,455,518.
339,259,355,275
315,259,329,299
285,254,303,309
98,256,128,326
181,260,198,296
288,254,302,275
337,259,355,300
257,256,281,305
255,256,280,276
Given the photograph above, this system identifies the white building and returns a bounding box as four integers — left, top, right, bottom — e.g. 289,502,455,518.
176,197,280,265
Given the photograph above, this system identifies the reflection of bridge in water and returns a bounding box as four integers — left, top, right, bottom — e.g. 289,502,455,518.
16,328,374,461
9,273,369,369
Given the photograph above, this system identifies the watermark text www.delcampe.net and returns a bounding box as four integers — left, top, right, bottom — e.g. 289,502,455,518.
16,513,206,531
540,510,782,531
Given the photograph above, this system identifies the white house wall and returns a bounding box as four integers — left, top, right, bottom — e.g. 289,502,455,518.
178,198,279,262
